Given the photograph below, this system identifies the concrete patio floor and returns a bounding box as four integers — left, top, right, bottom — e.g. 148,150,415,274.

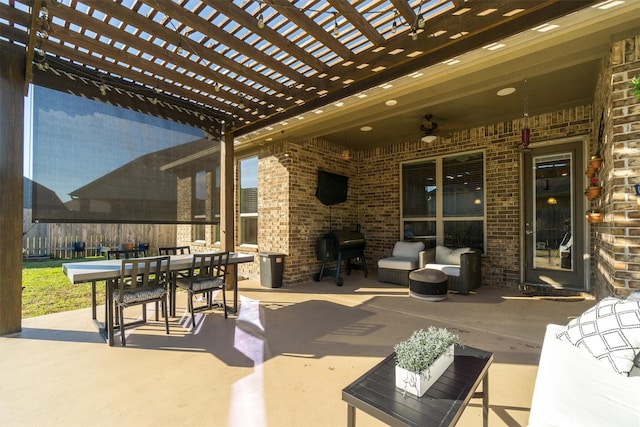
0,274,595,427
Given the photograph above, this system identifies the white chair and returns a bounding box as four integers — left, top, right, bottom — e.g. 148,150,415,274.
377,241,425,286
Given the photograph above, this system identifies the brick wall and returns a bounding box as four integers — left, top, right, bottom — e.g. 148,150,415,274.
257,139,358,284
178,36,640,293
591,35,640,298
357,109,591,289
185,105,596,288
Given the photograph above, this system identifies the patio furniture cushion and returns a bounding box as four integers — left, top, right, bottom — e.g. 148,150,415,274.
378,257,419,270
392,241,425,258
177,277,224,292
555,297,640,375
377,241,425,286
529,324,640,427
424,264,460,277
435,246,472,265
113,286,166,305
420,246,481,294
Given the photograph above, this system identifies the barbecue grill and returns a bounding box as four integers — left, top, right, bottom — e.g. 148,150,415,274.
313,230,368,286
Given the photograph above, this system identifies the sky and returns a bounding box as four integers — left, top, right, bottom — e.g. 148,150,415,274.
26,85,203,202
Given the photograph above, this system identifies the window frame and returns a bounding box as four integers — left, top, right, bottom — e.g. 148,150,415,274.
400,149,486,250
238,154,258,247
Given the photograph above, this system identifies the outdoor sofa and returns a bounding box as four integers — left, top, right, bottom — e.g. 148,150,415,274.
528,296,640,426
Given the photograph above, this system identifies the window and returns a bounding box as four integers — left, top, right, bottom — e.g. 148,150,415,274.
402,151,485,250
239,156,258,245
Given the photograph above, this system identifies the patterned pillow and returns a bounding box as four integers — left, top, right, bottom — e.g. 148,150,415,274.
556,297,640,375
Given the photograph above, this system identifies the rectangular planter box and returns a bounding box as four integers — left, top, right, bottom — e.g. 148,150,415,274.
395,344,455,397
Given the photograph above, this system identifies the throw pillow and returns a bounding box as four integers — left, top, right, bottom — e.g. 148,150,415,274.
556,297,640,375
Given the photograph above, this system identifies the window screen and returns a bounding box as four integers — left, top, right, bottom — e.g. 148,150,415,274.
28,86,220,224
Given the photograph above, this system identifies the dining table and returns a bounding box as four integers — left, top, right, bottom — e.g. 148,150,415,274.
62,252,255,345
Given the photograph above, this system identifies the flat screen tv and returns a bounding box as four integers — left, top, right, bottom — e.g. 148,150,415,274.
316,170,348,205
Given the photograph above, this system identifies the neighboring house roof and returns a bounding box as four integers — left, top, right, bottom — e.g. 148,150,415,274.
68,138,219,201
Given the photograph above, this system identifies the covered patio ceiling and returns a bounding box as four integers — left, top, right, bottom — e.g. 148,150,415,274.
0,0,607,147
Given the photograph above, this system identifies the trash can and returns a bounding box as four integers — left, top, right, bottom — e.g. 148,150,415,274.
259,252,285,288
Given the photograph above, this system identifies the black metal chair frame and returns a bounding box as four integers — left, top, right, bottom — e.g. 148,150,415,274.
158,246,191,256
175,252,229,327
107,249,147,259
110,256,171,346
159,246,192,316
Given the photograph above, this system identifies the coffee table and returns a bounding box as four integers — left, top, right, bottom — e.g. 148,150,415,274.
342,344,492,427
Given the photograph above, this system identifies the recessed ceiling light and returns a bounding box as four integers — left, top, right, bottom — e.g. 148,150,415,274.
360,126,372,132
593,0,624,9
385,99,397,106
497,87,516,96
532,23,560,33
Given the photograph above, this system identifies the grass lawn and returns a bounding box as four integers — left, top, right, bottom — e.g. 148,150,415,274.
22,258,106,318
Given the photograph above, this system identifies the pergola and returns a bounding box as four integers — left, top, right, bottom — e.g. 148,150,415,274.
0,0,600,334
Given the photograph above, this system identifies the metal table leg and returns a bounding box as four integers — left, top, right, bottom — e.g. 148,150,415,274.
347,404,355,427
482,371,489,427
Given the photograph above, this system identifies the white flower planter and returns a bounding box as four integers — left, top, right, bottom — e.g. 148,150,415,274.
395,344,455,397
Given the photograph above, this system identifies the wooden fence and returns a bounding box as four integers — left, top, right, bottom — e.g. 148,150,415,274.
22,212,177,259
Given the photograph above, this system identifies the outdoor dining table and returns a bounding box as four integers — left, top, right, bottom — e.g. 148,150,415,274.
62,252,255,345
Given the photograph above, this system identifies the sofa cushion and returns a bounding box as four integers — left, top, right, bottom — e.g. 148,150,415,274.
555,297,640,375
435,246,471,265
424,264,460,277
378,257,420,271
391,241,425,259
529,324,640,427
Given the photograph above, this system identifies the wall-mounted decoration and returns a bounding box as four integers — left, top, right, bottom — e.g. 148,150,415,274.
586,178,601,201
631,74,640,101
586,208,603,224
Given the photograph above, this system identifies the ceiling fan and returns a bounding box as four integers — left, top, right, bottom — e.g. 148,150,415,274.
420,114,438,143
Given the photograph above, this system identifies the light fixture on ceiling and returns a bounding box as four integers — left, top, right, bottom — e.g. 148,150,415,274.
40,1,49,19
332,13,340,37
257,8,265,29
391,12,399,34
34,49,49,71
422,135,437,143
497,87,516,96
547,197,558,205
420,114,438,143
416,0,426,29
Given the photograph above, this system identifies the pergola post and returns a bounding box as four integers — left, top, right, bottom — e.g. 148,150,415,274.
0,46,26,335
221,130,236,288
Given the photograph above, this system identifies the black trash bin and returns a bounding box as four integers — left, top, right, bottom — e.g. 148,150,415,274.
259,252,285,288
